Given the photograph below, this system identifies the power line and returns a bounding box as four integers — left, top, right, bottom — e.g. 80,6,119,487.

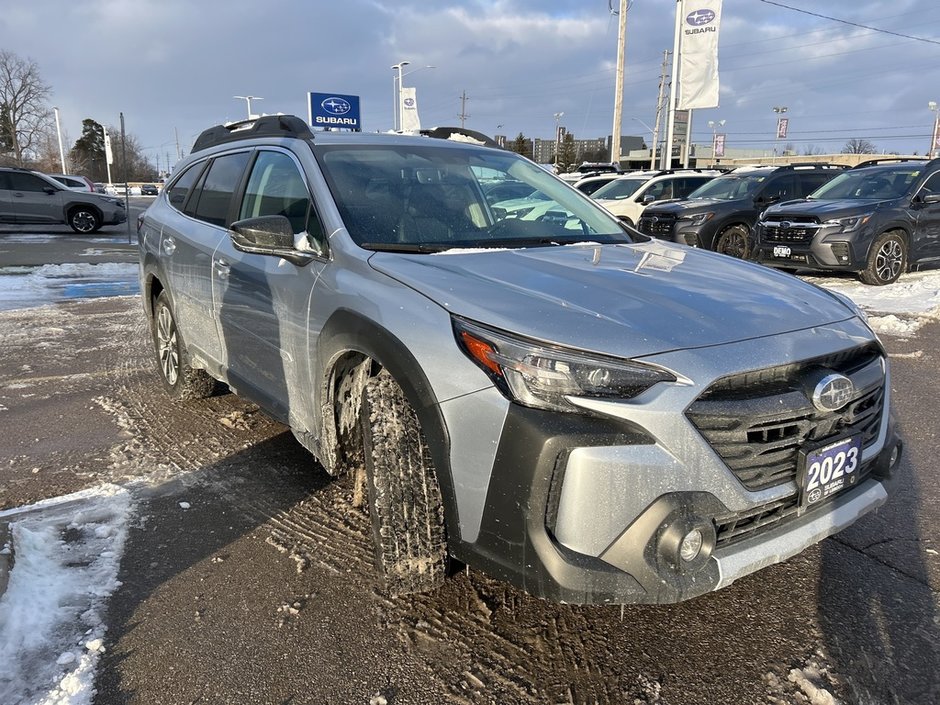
757,0,940,46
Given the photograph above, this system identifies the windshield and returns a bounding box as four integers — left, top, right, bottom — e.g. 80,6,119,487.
314,144,633,251
686,173,767,200
591,177,649,201
809,167,922,200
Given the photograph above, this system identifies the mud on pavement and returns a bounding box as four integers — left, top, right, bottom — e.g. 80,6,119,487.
1,295,938,705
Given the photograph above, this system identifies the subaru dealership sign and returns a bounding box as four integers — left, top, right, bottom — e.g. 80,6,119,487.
308,92,361,130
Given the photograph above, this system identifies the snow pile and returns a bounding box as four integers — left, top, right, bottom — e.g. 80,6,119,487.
0,263,139,312
0,485,134,705
809,269,940,337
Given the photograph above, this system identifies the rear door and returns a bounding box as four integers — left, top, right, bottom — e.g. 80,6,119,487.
159,151,251,369
7,172,64,224
913,170,940,260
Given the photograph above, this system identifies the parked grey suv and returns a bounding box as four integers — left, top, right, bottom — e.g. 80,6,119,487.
0,167,126,232
138,115,902,604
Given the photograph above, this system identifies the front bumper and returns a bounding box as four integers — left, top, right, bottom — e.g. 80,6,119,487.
448,319,902,604
755,224,874,271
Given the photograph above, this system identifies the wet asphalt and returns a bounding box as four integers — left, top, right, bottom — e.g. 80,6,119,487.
0,228,937,704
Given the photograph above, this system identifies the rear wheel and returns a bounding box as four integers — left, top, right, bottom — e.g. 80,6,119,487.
859,231,907,285
151,291,216,399
360,369,447,595
68,207,100,234
715,224,750,259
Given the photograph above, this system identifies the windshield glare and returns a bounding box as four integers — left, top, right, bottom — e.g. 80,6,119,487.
687,174,766,200
315,145,632,251
592,177,648,201
809,168,922,200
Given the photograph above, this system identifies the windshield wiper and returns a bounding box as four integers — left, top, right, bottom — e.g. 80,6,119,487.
359,242,451,253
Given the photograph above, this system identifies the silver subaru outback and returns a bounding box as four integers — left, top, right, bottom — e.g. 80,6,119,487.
138,115,902,604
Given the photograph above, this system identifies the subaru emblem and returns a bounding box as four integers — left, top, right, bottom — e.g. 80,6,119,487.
321,97,352,116
687,9,716,26
781,221,792,229
403,98,415,108
812,373,855,412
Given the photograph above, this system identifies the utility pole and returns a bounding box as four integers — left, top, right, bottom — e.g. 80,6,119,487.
651,50,670,170
174,127,182,161
610,0,628,167
458,91,470,128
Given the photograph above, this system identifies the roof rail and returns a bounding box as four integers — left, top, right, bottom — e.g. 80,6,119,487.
776,162,848,170
419,126,502,149
852,157,930,169
192,114,314,153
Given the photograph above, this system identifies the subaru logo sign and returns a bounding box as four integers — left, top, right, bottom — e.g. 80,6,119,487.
812,373,855,412
309,91,361,130
687,9,716,26
403,97,416,108
321,97,351,116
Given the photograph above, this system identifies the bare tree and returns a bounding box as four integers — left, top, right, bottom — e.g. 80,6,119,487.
801,144,825,156
0,51,52,165
842,137,878,154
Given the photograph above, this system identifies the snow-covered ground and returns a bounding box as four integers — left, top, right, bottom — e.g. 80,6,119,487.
0,265,936,704
0,263,139,311
0,486,134,705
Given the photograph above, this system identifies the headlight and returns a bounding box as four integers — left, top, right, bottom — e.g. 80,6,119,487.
823,213,872,232
453,318,676,413
680,212,714,226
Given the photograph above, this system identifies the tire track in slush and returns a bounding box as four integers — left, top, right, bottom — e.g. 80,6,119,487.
102,301,660,704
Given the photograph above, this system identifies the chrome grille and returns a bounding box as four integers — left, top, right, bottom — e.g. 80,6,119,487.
638,213,676,236
687,345,885,491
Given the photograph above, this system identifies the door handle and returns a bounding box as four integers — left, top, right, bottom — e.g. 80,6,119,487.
214,259,230,280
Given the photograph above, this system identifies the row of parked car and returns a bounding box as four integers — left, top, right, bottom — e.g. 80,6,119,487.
546,158,940,286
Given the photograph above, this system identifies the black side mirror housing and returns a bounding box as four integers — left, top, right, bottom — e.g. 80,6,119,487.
229,215,317,266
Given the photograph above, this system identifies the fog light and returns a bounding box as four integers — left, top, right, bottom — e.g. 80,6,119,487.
889,444,901,468
679,529,704,562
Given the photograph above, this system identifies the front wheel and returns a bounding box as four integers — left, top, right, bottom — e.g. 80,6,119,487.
68,207,100,234
859,231,907,285
151,291,216,399
715,224,751,259
360,369,447,596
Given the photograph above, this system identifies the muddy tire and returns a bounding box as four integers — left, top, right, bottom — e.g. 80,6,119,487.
360,369,447,595
151,291,216,400
859,231,907,286
715,224,751,259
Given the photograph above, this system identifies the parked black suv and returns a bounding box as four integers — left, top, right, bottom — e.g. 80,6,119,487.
637,163,845,258
754,158,940,285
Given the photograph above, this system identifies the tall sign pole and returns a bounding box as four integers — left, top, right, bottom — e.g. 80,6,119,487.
610,0,628,167
663,0,683,169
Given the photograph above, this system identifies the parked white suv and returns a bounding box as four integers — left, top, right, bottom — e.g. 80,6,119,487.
593,169,720,227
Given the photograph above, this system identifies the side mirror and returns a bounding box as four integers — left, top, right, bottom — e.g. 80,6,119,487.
757,194,781,206
229,215,316,266
922,193,940,205
642,193,657,204
44,187,57,195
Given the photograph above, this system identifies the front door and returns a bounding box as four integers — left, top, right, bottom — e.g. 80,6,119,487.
7,172,63,224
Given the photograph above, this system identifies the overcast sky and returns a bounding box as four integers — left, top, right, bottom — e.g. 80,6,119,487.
2,0,938,169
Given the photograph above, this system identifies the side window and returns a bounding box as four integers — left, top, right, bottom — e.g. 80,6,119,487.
0,172,10,190
919,171,940,196
644,180,672,201
166,162,204,211
190,152,251,227
763,175,796,202
797,174,830,197
238,151,319,240
677,177,706,198
9,173,53,192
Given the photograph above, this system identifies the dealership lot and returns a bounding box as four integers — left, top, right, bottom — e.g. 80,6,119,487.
0,230,938,705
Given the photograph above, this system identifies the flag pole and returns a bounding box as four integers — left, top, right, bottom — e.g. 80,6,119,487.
663,0,683,169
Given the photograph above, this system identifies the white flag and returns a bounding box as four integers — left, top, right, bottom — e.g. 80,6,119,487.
400,86,421,132
678,0,722,110
103,129,114,165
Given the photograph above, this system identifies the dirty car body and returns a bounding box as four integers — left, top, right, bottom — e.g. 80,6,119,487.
138,116,902,604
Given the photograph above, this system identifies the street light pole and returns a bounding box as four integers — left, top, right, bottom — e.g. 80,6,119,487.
707,119,725,164
234,96,263,120
929,101,939,158
632,117,656,169
391,61,411,131
553,112,564,172
772,106,788,165
53,107,67,174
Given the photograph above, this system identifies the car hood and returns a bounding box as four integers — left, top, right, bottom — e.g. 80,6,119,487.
766,198,895,219
643,198,738,215
368,241,855,359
